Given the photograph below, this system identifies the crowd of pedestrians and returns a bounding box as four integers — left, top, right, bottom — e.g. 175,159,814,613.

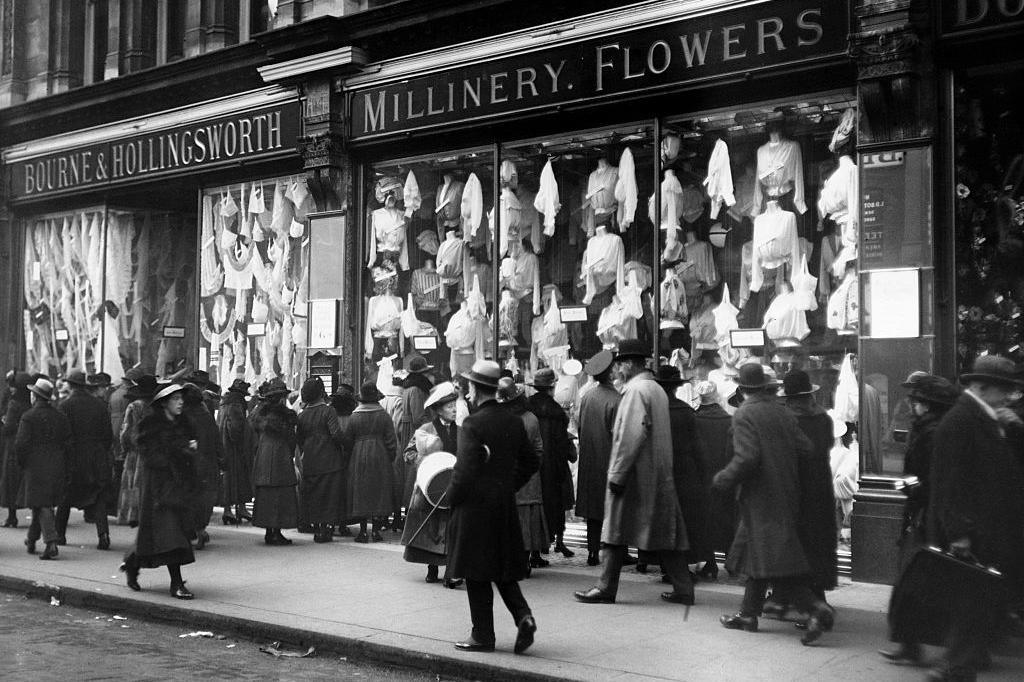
1,345,1023,678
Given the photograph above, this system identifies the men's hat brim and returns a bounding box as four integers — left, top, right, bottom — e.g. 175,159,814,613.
461,371,500,388
959,372,1024,386
778,384,820,396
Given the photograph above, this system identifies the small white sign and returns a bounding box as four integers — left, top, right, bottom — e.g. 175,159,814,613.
559,306,588,323
729,328,768,348
162,326,186,339
413,335,438,351
308,300,338,348
246,323,266,337
867,269,920,338
55,329,70,342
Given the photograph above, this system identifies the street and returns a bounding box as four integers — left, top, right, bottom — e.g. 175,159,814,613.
0,591,451,682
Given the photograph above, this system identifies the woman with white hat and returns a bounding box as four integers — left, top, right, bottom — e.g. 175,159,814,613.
400,381,462,587
120,383,200,598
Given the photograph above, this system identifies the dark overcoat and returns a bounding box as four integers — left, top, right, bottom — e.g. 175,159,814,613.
929,393,1024,580
446,399,538,583
714,391,812,579
0,393,30,508
527,391,574,538
786,399,838,591
665,394,711,562
132,412,198,567
575,382,620,521
252,402,298,487
183,398,223,530
694,402,734,553
15,400,71,507
297,402,346,524
344,402,397,518
217,391,255,505
57,388,113,508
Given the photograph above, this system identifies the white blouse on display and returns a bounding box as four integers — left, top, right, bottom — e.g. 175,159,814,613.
500,247,541,315
704,138,736,219
580,226,625,305
534,159,560,236
404,170,421,218
660,270,688,327
614,147,638,229
368,206,409,270
461,173,484,240
763,288,810,341
753,138,807,214
583,159,619,237
364,293,404,357
818,155,860,248
751,202,800,292
436,231,464,287
435,175,465,234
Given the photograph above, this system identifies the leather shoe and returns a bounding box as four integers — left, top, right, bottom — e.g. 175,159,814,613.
661,591,695,605
586,551,600,566
3,516,17,528
529,555,549,568
56,535,67,546
878,643,923,666
514,615,537,654
354,531,369,543
444,578,463,589
24,538,36,555
454,637,494,653
573,587,615,604
171,582,194,600
97,533,110,551
120,563,141,592
800,607,834,646
40,542,59,560
622,553,639,566
720,613,758,632
425,566,440,584
555,543,575,558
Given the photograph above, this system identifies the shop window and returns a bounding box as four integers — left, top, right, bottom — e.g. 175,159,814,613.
198,175,317,391
364,148,494,392
22,207,196,381
953,65,1024,371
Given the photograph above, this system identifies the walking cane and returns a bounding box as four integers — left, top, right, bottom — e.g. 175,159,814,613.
404,489,448,547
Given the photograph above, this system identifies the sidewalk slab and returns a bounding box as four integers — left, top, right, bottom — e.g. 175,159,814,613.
1,514,1022,681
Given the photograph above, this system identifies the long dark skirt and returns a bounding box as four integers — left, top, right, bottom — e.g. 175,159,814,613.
518,503,549,553
0,448,24,509
401,487,448,565
125,547,195,570
300,470,344,525
253,485,298,529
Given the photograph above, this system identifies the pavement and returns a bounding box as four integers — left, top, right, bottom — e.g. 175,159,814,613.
1,512,1022,681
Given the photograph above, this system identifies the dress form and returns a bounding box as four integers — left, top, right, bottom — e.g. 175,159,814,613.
365,285,404,359
583,157,619,237
753,128,806,214
368,189,410,270
580,224,626,305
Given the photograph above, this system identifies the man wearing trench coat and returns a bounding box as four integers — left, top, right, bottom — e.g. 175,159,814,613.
574,339,694,607
446,360,540,655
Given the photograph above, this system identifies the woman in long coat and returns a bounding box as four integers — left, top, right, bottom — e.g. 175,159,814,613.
400,382,461,585
1,372,32,528
345,381,397,543
120,383,199,599
117,375,157,527
182,384,222,550
393,357,433,529
297,377,346,543
693,381,733,578
15,378,71,560
218,379,255,525
252,378,299,545
526,368,575,556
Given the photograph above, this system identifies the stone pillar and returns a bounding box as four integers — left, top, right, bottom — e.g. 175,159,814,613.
121,0,157,73
298,75,354,383
0,162,22,375
0,0,28,106
47,0,84,92
103,0,122,80
183,0,203,57
204,0,238,50
271,0,301,28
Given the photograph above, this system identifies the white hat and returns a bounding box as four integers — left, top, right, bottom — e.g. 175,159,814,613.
562,358,583,377
151,383,185,405
424,381,458,410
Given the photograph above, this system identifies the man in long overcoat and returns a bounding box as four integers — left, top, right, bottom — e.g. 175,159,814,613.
446,360,540,655
56,370,113,549
927,355,1024,681
526,367,575,556
712,363,833,645
693,380,734,578
574,340,694,607
218,379,255,524
182,381,223,550
15,378,71,560
575,350,621,566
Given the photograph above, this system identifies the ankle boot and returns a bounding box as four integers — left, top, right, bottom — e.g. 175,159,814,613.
120,562,141,591
97,533,110,550
40,542,59,560
3,510,17,528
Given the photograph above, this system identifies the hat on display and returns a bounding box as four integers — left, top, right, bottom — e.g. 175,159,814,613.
585,350,615,377
708,222,730,248
65,370,90,387
150,383,185,405
358,380,385,403
260,378,291,399
529,367,557,389
496,377,524,403
406,355,433,374
695,380,719,404
563,358,583,377
654,365,685,386
416,230,439,255
907,375,961,406
424,381,459,409
960,355,1023,387
374,176,403,203
778,370,819,397
28,378,55,401
228,379,251,395
461,360,501,389
735,363,779,390
89,372,112,387
614,339,652,362
829,409,849,439
301,376,326,404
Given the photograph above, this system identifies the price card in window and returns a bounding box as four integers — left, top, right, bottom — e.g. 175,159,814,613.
413,335,438,351
55,329,70,342
246,323,266,337
163,326,186,339
559,306,588,323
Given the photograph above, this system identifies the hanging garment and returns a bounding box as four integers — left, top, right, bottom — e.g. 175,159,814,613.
416,230,439,256
376,354,399,399
494,187,524,257
200,197,225,298
667,238,718,309
105,212,135,310
461,173,484,239
704,138,736,219
753,138,807,215
516,187,543,253
818,155,859,248
689,301,717,350
368,206,409,270
404,170,421,218
712,282,740,346
364,294,403,358
596,297,638,350
465,260,493,303
649,170,685,246
530,288,569,373
435,175,465,236
831,437,860,525
436,231,464,291
729,165,758,222
411,266,443,311
534,159,560,236
614,147,638,229
583,161,619,236
500,248,541,316
660,270,688,328
763,289,810,341
790,253,818,312
444,305,477,376
833,353,859,424
827,270,859,335
751,203,800,292
270,181,295,239
498,290,520,347
287,178,312,221
580,228,625,305
249,183,266,215
818,233,841,301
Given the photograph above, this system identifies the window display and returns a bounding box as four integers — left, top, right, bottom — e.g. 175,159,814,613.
198,175,316,391
23,208,196,380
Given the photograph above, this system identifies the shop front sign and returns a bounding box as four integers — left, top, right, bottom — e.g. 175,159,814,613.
9,103,301,200
349,0,848,139
941,0,1024,36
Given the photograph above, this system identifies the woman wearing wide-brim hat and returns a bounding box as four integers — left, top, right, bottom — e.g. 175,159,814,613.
344,381,397,543
120,383,200,599
251,378,299,546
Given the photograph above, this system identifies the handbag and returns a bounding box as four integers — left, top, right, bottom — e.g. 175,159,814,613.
888,545,1009,647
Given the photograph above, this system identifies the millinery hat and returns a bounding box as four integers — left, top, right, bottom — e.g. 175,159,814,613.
151,383,185,405
374,176,403,203
406,355,433,374
695,380,718,404
260,378,291,399
735,363,778,390
424,381,459,409
301,376,325,403
960,355,1023,387
65,370,89,387
89,372,112,387
28,378,55,401
227,379,251,395
461,360,501,389
496,377,523,403
900,370,930,389
529,367,556,389
907,375,961,406
778,370,819,397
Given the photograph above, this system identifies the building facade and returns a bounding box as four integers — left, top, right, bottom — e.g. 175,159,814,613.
2,0,1022,581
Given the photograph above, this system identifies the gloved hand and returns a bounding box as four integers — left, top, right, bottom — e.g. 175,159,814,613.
608,481,625,496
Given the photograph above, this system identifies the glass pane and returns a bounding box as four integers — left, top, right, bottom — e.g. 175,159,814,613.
501,124,656,381
198,175,317,390
366,148,494,392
